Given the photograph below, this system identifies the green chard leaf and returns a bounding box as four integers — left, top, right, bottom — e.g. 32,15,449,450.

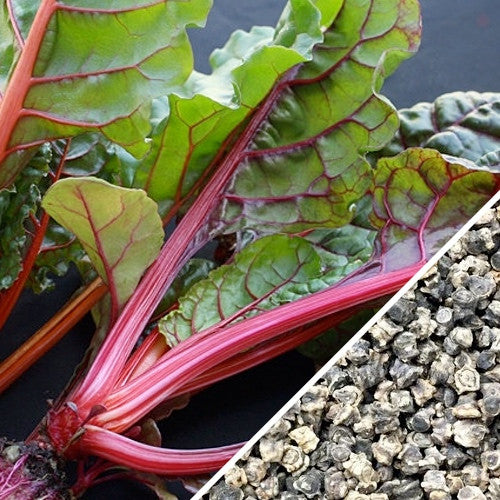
160,234,322,346
303,202,377,285
378,91,500,166
132,0,342,218
160,206,378,348
211,0,421,234
159,146,499,347
158,223,378,347
368,147,499,274
56,134,111,178
26,221,88,294
41,177,164,319
0,144,51,290
0,0,346,298
0,0,212,188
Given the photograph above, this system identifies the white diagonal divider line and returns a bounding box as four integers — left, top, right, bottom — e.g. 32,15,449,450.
193,189,500,499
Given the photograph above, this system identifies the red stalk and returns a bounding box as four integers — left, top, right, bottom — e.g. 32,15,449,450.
79,425,241,475
166,301,388,401
90,264,420,433
115,305,375,412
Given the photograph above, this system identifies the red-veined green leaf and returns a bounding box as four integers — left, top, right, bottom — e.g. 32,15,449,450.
0,0,212,188
41,177,163,321
212,0,421,234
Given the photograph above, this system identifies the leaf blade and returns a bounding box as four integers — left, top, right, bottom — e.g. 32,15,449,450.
41,177,164,319
379,91,500,163
368,147,499,274
133,0,335,216
214,0,422,234
160,234,322,346
0,0,212,188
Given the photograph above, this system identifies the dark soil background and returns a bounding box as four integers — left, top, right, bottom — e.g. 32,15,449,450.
0,0,498,498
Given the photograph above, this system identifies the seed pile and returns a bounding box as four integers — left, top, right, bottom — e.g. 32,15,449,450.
208,204,500,499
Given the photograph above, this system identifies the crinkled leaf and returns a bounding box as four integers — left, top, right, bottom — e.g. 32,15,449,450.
214,0,421,234
273,195,376,296
132,0,338,216
0,145,51,289
53,134,133,188
41,177,164,317
305,224,376,283
367,147,499,274
0,0,212,188
379,91,500,163
26,221,87,294
160,235,322,346
160,147,499,347
0,135,119,293
307,148,499,293
265,223,377,307
477,149,500,171
53,134,110,178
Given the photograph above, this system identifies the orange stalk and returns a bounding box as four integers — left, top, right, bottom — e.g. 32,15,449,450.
0,277,107,393
0,0,56,171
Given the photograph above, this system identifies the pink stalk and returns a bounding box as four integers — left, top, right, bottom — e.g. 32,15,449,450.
116,290,354,393
114,305,372,416
116,328,168,386
71,69,300,412
92,264,421,433
169,307,362,398
79,425,241,475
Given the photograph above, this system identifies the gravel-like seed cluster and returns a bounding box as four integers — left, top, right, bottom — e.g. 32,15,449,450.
209,204,500,500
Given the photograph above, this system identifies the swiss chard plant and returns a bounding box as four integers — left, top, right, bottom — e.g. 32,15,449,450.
0,0,499,498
